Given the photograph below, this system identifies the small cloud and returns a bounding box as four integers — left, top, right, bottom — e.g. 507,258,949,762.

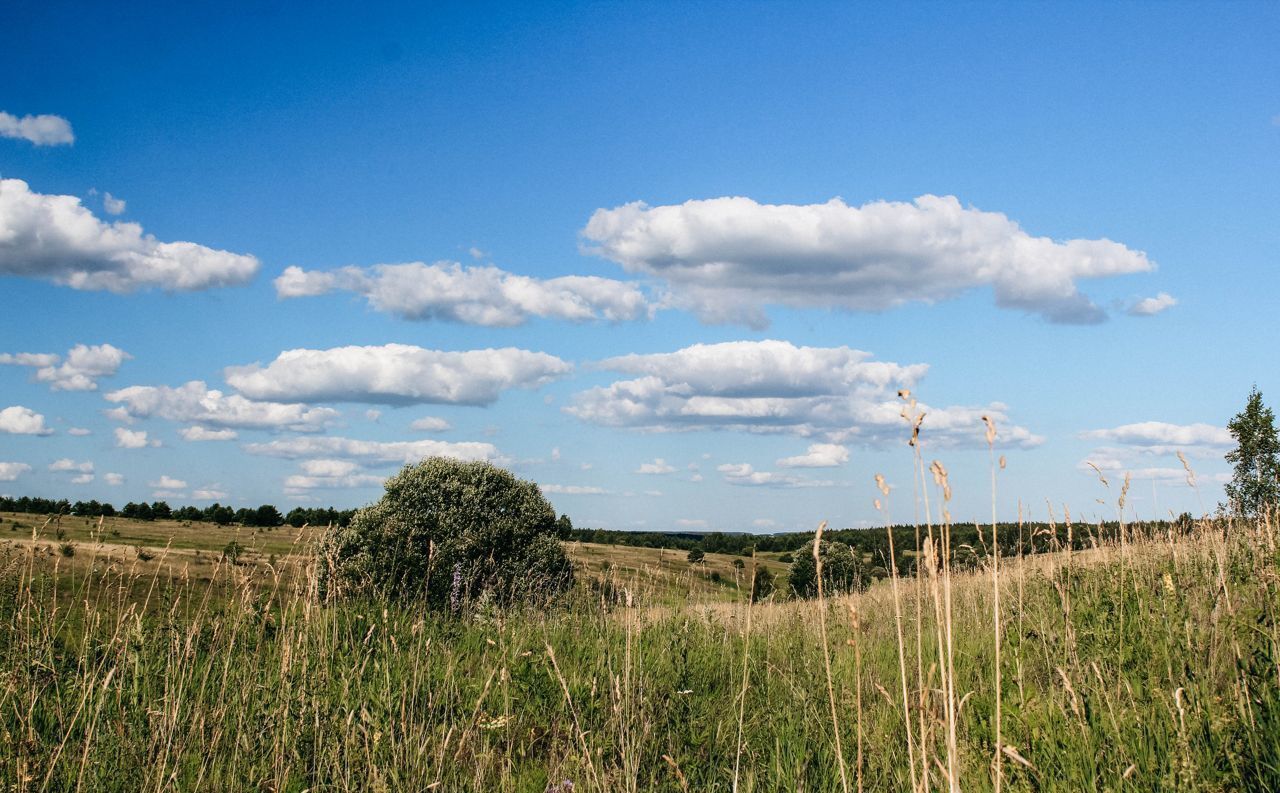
541,484,610,495
67,427,92,436
676,518,707,528
635,458,676,475
642,489,663,496
776,443,850,468
300,459,361,478
71,473,94,484
0,111,74,146
410,416,452,432
49,458,93,473
1127,292,1177,317
148,475,188,489
0,462,32,481
365,409,382,422
718,462,835,488
103,473,125,486
0,406,53,435
102,192,126,215
0,343,131,391
752,518,779,528
580,462,593,471
192,488,229,500
179,426,238,441
551,446,561,462
115,427,159,448
468,246,486,260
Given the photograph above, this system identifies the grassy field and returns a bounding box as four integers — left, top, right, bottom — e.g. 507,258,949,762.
2,509,1278,791
0,511,789,606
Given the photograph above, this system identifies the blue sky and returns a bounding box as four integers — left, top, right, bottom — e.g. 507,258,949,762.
2,1,1277,531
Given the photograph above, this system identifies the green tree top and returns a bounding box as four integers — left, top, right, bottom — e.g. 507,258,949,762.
1225,387,1280,517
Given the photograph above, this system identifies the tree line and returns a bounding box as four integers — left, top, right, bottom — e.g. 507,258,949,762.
0,495,355,528
573,514,1198,574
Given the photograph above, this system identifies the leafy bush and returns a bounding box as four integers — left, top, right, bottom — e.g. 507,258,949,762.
319,457,573,608
787,540,868,598
686,547,706,564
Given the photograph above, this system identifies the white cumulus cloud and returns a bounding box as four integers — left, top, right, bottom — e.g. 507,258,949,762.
115,427,158,448
635,458,676,475
179,425,239,441
148,475,188,489
410,416,452,432
104,473,125,486
1127,292,1178,317
1081,421,1231,453
244,436,503,465
582,195,1154,326
105,381,338,431
102,192,126,216
776,443,850,468
274,261,651,326
71,473,94,484
0,462,32,481
1,343,130,391
0,112,74,146
49,458,93,473
717,462,835,488
224,344,572,406
567,340,1040,448
0,406,53,435
299,458,361,477
0,178,259,292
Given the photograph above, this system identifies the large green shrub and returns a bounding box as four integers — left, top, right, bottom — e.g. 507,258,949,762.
787,540,867,598
318,457,574,608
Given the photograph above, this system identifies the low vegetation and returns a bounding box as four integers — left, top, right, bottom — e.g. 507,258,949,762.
2,502,1277,790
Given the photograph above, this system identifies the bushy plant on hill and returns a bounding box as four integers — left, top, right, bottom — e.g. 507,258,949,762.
318,457,574,608
787,540,868,598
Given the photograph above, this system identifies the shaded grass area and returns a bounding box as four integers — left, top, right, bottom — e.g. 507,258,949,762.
2,519,1278,791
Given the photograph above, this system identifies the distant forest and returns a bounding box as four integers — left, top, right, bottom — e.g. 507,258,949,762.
3,492,1197,574
0,494,355,529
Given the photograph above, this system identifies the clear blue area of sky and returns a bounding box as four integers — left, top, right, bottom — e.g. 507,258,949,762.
2,1,1277,530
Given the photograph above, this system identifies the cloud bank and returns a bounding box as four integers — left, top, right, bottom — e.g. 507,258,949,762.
567,340,1041,448
0,179,259,292
224,344,572,406
275,261,650,326
105,381,338,431
583,195,1154,326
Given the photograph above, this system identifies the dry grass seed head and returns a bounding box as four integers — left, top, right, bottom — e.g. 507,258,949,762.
981,415,997,446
